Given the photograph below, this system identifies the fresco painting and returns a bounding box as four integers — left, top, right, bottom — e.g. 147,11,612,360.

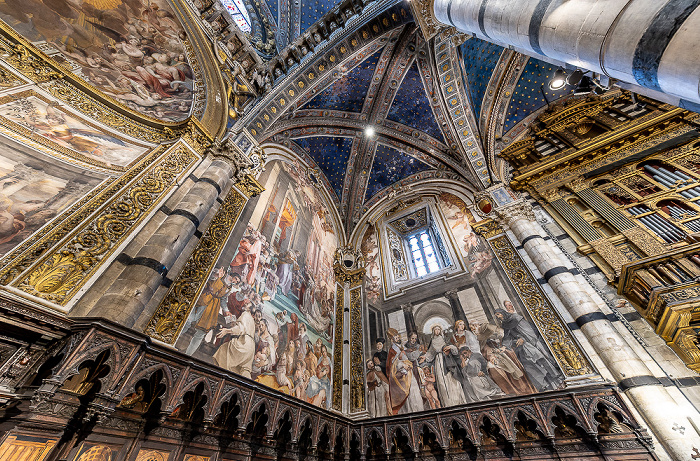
0,95,148,167
438,192,493,277
360,224,381,304
366,196,564,417
176,160,338,409
0,0,194,121
0,133,104,257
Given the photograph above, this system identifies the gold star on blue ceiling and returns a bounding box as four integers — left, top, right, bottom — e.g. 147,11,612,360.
365,144,431,201
293,136,353,202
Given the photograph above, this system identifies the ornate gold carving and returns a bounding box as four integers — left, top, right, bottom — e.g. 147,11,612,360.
235,174,264,198
0,64,23,87
349,287,365,413
540,188,564,202
589,239,630,275
472,219,504,239
489,235,594,376
334,247,366,288
14,145,198,304
622,227,667,257
567,178,591,193
672,329,700,373
332,283,344,412
333,263,365,288
145,188,247,343
0,39,63,83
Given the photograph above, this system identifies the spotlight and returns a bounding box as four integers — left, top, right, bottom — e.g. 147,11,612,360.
549,68,567,90
573,76,594,95
364,126,375,137
567,69,584,86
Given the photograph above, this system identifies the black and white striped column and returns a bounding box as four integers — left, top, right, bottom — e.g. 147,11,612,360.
434,0,700,106
81,155,238,328
496,200,700,460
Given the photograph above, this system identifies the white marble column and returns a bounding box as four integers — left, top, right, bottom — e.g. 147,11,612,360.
433,0,700,106
497,200,700,461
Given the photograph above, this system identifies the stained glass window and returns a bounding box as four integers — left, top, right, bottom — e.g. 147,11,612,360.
408,230,440,277
219,0,252,33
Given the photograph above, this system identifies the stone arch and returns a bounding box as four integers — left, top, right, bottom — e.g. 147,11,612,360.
414,300,454,337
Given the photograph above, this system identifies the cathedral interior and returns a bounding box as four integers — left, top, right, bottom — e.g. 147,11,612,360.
2,0,700,459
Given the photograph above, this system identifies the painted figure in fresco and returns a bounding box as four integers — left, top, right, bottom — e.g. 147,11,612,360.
468,320,497,351
419,325,468,406
417,365,441,409
366,359,390,417
213,300,256,378
482,339,537,395
386,328,424,414
306,364,331,408
495,307,563,391
184,268,237,356
276,250,299,296
451,320,480,352
230,228,263,285
459,346,504,401
372,338,388,376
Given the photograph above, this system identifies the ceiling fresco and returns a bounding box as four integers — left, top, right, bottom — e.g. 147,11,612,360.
460,38,505,120
292,135,353,202
386,62,445,142
301,49,383,113
0,0,195,122
365,144,431,201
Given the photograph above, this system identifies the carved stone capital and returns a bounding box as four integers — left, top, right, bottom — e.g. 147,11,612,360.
495,200,536,228
333,247,366,287
445,289,459,299
207,138,260,182
400,303,413,312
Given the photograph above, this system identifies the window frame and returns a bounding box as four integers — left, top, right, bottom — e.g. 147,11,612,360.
405,227,443,278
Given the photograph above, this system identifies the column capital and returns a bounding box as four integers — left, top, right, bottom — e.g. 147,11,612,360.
540,188,565,202
206,139,265,182
400,303,413,312
495,200,536,228
333,246,365,287
444,289,459,299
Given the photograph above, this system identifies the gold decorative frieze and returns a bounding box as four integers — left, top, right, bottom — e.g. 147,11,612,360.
145,188,247,343
332,284,344,412
349,287,364,413
11,144,198,305
235,174,265,198
472,219,504,239
488,235,594,376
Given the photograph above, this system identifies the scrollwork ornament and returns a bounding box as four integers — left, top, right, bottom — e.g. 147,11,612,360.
207,138,257,182
145,188,247,343
349,287,365,413
488,235,593,376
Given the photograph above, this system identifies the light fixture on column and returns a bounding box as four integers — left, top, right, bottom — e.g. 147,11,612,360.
549,68,567,90
364,126,375,137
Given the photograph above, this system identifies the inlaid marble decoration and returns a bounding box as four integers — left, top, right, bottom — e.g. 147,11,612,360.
0,94,148,168
0,0,194,121
0,133,104,257
176,159,338,409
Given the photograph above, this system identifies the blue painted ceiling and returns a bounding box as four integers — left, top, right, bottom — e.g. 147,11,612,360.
301,0,340,33
387,63,445,142
301,49,383,113
293,136,353,201
460,38,504,120
503,58,574,133
365,144,431,201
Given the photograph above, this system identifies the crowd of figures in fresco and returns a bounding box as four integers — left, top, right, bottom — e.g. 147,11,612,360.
177,160,337,409
366,300,564,416
0,0,194,121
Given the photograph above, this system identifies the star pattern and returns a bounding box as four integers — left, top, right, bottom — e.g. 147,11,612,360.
461,37,504,120
386,62,445,142
503,58,574,133
301,0,340,32
365,144,431,201
293,136,353,202
302,49,383,113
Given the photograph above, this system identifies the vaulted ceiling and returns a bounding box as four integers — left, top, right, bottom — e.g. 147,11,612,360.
242,4,577,234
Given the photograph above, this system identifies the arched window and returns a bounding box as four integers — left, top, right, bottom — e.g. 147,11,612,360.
219,0,252,33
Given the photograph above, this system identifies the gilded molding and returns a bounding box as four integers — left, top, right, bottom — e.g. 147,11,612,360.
540,188,564,202
13,145,199,305
145,188,247,344
622,228,667,257
235,174,265,198
349,287,365,413
489,235,594,376
589,239,629,275
566,178,591,193
409,0,441,40
472,219,504,239
332,283,344,412
0,144,167,286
